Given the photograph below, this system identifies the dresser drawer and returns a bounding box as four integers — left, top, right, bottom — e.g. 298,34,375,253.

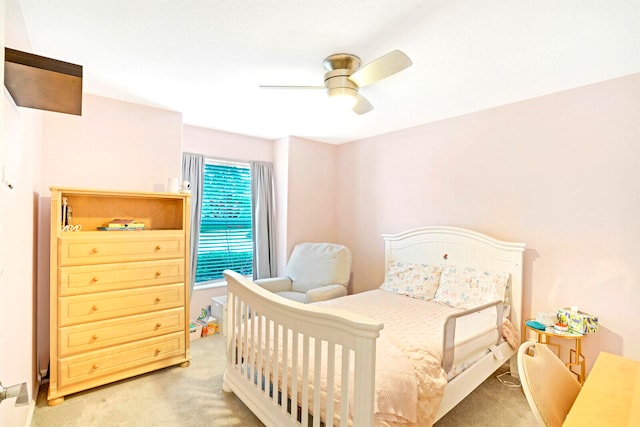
58,308,185,357
59,284,184,326
57,332,185,390
59,259,185,296
59,234,185,266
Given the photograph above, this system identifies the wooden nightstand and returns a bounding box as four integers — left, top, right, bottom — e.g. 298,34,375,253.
523,320,586,384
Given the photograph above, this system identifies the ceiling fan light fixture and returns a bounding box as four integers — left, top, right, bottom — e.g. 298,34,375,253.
328,87,358,109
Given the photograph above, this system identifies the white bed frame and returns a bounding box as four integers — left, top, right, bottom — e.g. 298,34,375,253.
382,227,526,421
222,226,525,426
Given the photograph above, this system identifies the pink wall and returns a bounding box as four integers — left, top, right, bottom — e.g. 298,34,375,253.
285,136,339,252
337,72,640,365
40,94,183,193
1,92,42,424
269,135,342,286
183,125,272,162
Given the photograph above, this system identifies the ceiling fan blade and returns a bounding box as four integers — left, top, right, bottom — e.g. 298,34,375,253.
349,50,412,88
258,85,324,90
352,93,373,115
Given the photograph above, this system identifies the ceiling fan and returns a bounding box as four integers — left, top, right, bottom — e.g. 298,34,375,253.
259,50,412,115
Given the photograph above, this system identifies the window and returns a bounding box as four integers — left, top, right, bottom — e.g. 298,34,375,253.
195,160,253,284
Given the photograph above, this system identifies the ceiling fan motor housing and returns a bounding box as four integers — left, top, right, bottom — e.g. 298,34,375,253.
323,53,361,72
323,53,361,96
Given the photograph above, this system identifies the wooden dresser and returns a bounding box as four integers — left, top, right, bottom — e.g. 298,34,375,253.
48,187,191,405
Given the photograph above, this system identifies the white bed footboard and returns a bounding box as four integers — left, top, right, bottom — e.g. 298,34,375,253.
222,270,383,427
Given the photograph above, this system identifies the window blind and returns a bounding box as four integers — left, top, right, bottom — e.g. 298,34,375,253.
196,161,253,283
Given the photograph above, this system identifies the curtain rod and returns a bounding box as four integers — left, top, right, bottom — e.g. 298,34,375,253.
184,152,272,167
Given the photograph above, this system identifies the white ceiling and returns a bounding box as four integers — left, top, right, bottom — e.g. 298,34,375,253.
15,0,640,144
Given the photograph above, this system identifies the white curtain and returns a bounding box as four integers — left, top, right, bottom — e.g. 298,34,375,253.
250,161,277,279
182,152,204,295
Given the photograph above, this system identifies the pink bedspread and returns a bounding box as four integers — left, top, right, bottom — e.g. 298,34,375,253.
316,290,453,426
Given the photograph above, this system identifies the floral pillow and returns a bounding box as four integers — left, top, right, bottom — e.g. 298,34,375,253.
433,266,510,309
380,261,442,300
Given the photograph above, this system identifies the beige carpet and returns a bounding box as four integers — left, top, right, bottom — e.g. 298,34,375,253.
32,334,536,426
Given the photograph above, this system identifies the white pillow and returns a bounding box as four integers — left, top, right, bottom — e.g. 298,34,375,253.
433,266,510,309
380,261,442,300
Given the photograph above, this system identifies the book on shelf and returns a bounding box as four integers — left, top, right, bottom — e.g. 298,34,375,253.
97,227,145,231
97,219,145,231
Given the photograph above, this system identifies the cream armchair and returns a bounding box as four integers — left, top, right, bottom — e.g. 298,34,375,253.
255,242,351,303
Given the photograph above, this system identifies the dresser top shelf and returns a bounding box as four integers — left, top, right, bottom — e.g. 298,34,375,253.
50,187,191,234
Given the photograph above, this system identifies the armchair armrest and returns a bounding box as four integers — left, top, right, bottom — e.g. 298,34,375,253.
254,277,293,293
305,284,348,303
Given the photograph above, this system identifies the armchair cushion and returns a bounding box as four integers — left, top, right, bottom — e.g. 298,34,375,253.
286,243,351,294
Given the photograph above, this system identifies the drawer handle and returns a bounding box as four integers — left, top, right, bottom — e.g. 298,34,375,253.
154,245,162,251
155,297,161,303
155,271,161,277
91,277,99,283
154,349,161,356
91,248,99,254
92,335,99,341
92,363,99,370
155,323,162,330
91,305,98,311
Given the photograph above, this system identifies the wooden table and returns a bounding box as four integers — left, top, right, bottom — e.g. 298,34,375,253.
563,351,640,426
523,320,586,384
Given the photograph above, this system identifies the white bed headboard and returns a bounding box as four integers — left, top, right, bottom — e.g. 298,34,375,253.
382,226,526,334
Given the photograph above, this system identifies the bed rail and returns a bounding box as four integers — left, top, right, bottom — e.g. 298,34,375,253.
222,270,383,427
442,300,504,373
